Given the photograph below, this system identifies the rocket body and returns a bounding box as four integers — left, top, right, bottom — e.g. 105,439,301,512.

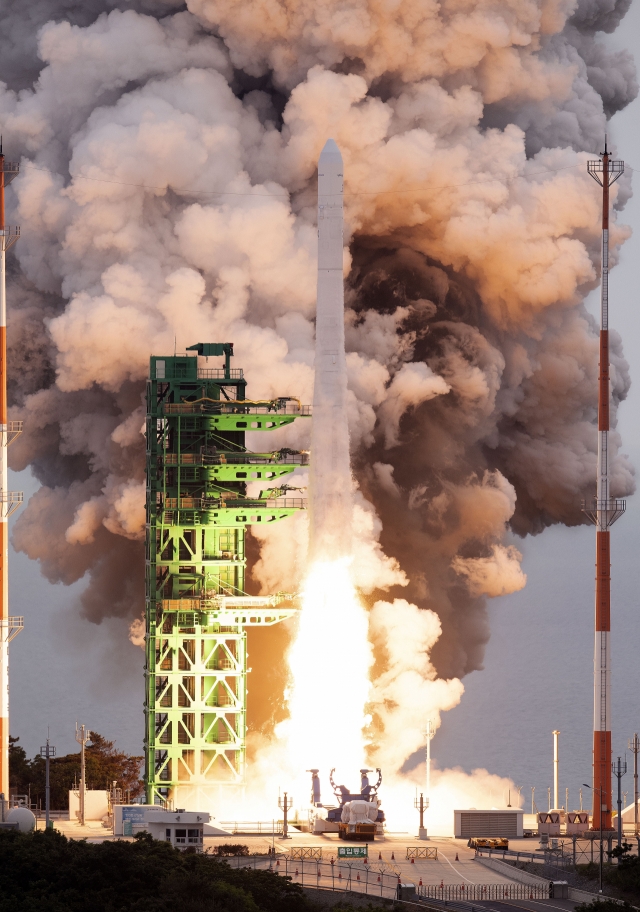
308,139,352,561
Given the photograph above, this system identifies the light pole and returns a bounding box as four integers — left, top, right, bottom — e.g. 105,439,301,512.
278,791,293,839
584,783,604,893
612,757,627,848
628,735,639,836
414,791,428,839
39,737,56,830
75,724,91,826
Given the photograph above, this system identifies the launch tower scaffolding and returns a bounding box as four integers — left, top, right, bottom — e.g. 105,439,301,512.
145,342,309,807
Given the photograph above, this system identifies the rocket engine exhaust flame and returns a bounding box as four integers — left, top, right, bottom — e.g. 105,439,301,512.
284,560,372,775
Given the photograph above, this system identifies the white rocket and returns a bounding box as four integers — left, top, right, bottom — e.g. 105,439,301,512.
308,139,352,562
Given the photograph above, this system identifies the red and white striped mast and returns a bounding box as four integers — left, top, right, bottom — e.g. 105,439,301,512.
0,142,23,800
585,139,625,832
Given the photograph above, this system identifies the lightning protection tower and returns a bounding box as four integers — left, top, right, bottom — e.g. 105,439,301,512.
584,140,625,832
145,342,309,808
0,145,23,798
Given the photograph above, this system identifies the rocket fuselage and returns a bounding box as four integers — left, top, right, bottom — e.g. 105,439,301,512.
308,139,352,561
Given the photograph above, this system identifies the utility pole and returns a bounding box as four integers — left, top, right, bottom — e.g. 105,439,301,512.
0,143,23,799
75,724,90,826
612,757,627,847
585,140,625,832
425,720,434,805
628,734,639,835
278,791,293,839
553,730,560,809
531,786,536,815
39,737,56,830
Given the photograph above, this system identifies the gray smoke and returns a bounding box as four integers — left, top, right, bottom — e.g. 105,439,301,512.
0,0,636,706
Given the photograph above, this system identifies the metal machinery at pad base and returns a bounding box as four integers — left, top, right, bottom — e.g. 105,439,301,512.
310,768,385,841
144,343,309,806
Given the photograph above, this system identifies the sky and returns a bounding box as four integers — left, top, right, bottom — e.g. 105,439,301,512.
5,1,640,818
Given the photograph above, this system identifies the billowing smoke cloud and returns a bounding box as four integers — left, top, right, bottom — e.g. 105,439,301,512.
0,0,636,780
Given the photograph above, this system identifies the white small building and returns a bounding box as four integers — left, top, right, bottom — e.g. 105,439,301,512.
538,811,562,836
113,805,210,852
69,790,110,822
454,809,524,839
566,812,589,835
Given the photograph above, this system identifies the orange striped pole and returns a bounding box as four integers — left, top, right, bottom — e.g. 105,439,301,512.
0,146,22,800
0,147,8,798
586,141,625,832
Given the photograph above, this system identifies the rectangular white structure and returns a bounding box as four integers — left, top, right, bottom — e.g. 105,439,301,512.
113,805,210,851
454,809,523,838
68,790,109,822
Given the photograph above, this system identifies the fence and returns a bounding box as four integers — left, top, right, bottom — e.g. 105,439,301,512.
290,847,323,860
477,834,638,869
417,884,549,901
218,821,285,835
407,847,438,860
224,854,402,899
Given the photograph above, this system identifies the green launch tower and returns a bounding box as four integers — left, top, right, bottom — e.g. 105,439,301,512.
144,342,309,807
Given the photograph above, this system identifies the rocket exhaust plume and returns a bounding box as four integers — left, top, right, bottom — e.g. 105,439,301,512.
284,140,371,778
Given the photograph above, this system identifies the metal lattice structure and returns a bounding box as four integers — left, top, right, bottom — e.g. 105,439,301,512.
145,342,309,807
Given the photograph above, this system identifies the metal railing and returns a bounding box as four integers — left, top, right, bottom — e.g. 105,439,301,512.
197,369,244,380
223,854,402,899
417,884,549,901
162,452,309,467
163,402,311,417
162,497,307,511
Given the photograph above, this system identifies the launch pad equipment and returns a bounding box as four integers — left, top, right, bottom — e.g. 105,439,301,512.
144,344,309,807
321,768,384,841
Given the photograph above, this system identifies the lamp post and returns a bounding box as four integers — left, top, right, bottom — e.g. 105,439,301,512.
584,783,604,893
75,724,91,826
39,738,56,830
278,791,293,839
612,757,627,848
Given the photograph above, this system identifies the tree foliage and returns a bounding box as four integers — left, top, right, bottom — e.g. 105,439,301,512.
0,829,312,912
9,733,143,810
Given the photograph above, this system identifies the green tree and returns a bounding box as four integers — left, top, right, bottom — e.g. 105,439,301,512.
8,736,31,797
8,732,143,810
0,830,313,912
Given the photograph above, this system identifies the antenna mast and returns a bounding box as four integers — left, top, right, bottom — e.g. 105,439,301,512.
0,146,23,800
584,139,625,832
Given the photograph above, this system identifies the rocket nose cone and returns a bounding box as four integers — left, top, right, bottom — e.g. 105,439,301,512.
319,138,343,165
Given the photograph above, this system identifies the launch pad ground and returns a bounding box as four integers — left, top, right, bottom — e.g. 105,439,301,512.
41,820,581,910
